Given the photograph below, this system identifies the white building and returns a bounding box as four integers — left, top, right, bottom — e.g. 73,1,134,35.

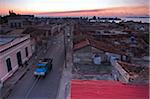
0,34,33,83
7,15,34,28
7,16,24,28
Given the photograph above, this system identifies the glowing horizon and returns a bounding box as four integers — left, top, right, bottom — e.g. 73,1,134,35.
36,6,149,17
0,0,149,16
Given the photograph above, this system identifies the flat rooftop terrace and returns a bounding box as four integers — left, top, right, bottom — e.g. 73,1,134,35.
0,34,30,52
0,36,16,46
72,63,115,80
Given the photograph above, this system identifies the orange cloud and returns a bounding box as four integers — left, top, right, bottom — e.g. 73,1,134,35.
0,9,35,15
37,6,149,17
0,6,149,17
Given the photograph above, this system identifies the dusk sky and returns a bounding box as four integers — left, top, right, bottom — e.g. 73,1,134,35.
0,0,149,17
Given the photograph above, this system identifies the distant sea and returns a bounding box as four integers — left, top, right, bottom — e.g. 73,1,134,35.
121,17,150,23
36,15,150,23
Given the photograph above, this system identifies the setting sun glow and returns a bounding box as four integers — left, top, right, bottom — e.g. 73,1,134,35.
0,0,149,16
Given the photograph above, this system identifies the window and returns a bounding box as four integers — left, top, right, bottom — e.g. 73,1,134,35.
16,51,22,67
6,58,12,72
25,47,28,57
18,23,21,28
10,23,13,28
14,22,17,27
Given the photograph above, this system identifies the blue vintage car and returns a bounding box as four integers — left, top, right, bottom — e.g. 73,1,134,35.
34,58,52,77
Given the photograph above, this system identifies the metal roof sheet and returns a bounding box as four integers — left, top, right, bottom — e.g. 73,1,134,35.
71,80,149,99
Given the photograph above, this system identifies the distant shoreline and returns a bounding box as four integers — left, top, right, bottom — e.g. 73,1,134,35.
125,16,150,18
121,17,150,23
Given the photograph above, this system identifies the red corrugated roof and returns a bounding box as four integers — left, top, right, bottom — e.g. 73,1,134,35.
74,39,90,50
74,39,127,55
71,80,149,99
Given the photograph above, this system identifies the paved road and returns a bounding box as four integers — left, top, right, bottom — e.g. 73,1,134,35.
7,33,65,99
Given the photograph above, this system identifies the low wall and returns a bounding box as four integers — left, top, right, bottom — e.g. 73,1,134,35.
111,60,130,83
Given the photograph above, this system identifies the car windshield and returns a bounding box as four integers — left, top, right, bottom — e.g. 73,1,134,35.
37,66,45,69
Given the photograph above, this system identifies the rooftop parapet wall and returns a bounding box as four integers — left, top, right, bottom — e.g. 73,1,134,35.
111,60,130,82
111,59,149,83
0,34,30,52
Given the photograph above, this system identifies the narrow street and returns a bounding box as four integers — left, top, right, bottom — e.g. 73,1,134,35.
0,1,149,99
7,33,65,99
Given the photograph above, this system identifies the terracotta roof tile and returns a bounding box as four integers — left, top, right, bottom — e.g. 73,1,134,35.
74,39,90,50
74,39,127,55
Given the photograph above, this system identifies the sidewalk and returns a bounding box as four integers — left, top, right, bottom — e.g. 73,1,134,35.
0,46,47,99
0,66,29,98
56,65,72,99
56,25,73,99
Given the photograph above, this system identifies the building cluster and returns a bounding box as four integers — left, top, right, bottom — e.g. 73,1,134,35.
0,34,32,82
71,18,149,98
0,13,63,83
0,13,149,98
72,20,149,83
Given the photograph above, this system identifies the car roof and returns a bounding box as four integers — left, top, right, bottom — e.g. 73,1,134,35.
36,63,47,67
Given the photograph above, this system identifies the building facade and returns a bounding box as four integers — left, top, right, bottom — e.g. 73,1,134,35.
0,34,33,83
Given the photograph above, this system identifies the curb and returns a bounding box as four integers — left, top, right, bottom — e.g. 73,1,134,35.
56,63,65,99
1,67,29,99
56,64,72,99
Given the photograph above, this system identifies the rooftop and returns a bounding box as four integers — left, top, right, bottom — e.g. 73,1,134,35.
0,36,15,45
0,34,29,46
72,63,114,80
74,39,127,56
71,80,149,99
7,15,34,20
7,29,25,35
117,61,149,83
0,34,30,52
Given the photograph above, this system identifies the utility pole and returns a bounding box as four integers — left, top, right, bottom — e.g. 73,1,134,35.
63,28,67,68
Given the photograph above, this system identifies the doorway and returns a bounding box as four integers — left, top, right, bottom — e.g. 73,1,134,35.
16,51,22,67
6,58,12,72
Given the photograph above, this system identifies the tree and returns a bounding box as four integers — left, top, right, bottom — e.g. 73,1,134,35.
9,10,17,16
92,16,97,20
80,17,83,20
